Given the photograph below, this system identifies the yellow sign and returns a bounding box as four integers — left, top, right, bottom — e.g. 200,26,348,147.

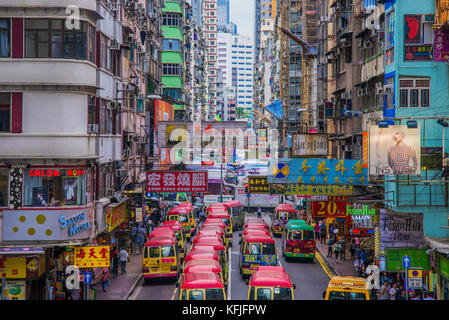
0,257,26,279
26,259,38,272
105,201,128,232
270,184,353,196
74,246,110,268
408,269,423,278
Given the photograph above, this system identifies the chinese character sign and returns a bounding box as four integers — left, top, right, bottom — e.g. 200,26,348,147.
146,171,208,193
248,176,269,193
268,159,368,185
434,28,449,62
270,184,353,196
74,246,110,268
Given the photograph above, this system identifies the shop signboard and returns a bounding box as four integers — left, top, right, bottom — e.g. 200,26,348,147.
269,183,353,196
434,28,449,62
385,248,430,272
380,210,424,250
248,176,269,193
146,171,208,193
74,246,110,268
368,125,421,176
407,269,423,289
2,208,94,241
2,281,26,300
0,257,26,279
26,257,46,279
311,196,349,218
105,200,128,233
292,134,328,156
268,159,368,185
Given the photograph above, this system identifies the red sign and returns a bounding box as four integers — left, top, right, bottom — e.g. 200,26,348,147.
29,169,84,177
146,171,208,193
311,196,349,218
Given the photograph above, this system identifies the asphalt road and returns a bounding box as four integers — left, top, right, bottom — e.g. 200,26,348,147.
131,212,330,300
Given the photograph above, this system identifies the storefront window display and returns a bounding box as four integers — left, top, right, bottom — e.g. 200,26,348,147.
23,168,88,207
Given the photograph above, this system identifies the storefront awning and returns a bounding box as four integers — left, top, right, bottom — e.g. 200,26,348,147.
0,247,45,255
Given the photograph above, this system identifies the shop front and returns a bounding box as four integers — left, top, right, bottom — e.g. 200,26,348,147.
310,196,351,239
435,252,449,300
0,247,46,300
1,206,95,300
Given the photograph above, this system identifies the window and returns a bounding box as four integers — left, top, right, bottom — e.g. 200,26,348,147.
248,286,255,300
88,96,97,125
248,243,261,254
163,39,181,51
163,63,182,76
261,243,275,254
162,13,182,27
0,19,10,57
23,168,87,207
256,288,272,300
205,289,224,300
25,19,90,60
161,245,174,257
399,78,430,108
273,287,293,300
189,290,204,300
0,93,10,133
0,168,9,207
163,88,182,100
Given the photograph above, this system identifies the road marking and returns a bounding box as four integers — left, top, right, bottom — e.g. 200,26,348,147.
227,247,232,300
129,279,143,300
171,287,178,300
315,251,333,279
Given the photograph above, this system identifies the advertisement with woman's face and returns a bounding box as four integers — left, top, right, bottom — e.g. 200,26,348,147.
369,125,421,176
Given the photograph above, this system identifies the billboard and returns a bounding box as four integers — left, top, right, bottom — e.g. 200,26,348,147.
292,134,328,156
270,184,353,196
146,171,208,193
379,210,424,250
368,125,421,175
248,176,269,194
269,158,368,185
74,246,110,268
311,198,349,218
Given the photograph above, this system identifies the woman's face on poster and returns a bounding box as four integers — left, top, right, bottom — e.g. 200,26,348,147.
393,131,404,143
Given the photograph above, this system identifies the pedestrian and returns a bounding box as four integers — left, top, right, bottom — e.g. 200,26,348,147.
410,291,421,300
327,237,333,257
396,284,404,300
111,247,119,279
320,221,327,244
314,222,320,241
329,225,334,237
354,244,362,260
389,283,398,300
354,257,363,277
377,280,390,300
349,239,356,258
380,272,390,285
332,240,341,260
257,206,262,219
360,249,367,266
102,267,109,292
119,247,129,275
394,272,403,287
397,289,406,300
338,237,346,260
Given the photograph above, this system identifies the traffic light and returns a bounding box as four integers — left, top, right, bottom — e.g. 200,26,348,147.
245,183,249,193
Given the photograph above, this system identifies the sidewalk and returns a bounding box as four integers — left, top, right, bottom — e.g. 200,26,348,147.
96,251,142,300
316,238,356,277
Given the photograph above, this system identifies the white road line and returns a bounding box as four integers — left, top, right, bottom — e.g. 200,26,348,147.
129,281,143,300
227,247,232,300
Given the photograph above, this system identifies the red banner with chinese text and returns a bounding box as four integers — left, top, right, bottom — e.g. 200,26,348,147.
311,196,350,218
146,171,208,193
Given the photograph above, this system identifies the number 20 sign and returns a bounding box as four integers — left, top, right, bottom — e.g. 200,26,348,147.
311,200,349,218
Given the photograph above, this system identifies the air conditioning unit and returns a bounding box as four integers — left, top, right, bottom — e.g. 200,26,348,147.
341,92,347,99
88,124,99,134
357,89,364,97
344,145,352,152
110,39,120,50
363,42,373,49
116,169,128,177
106,188,115,197
356,38,363,47
320,57,328,64
123,149,131,157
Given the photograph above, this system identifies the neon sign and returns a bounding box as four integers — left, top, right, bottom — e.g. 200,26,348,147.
29,169,84,177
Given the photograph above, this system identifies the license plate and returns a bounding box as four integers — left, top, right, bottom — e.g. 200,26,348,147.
161,266,170,273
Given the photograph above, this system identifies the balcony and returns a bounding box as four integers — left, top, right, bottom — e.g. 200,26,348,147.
361,52,384,83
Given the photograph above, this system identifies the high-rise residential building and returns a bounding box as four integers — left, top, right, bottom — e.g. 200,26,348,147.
217,0,230,26
190,0,204,27
204,0,218,119
217,32,254,121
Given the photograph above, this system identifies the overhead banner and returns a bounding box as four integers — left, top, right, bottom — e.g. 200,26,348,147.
368,125,421,175
270,184,353,196
248,176,269,193
379,210,424,250
146,171,208,193
74,246,110,268
269,159,368,185
292,134,328,156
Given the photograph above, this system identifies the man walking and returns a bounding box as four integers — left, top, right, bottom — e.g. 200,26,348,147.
378,280,391,300
314,222,320,242
338,237,346,261
320,221,327,244
257,207,262,219
119,248,129,275
327,237,333,257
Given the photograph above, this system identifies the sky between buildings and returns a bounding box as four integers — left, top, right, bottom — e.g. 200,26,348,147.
229,0,255,37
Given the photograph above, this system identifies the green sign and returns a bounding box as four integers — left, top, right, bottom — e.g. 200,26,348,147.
439,253,449,279
386,248,430,272
346,205,376,216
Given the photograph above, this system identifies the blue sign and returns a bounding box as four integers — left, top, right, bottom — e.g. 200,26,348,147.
84,272,92,284
268,158,368,186
403,256,411,269
246,193,251,198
